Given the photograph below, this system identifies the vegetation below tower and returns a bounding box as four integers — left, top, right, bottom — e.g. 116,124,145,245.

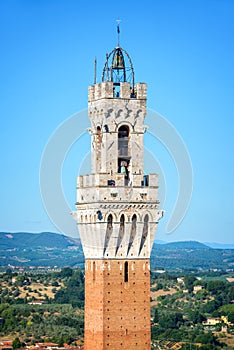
0,267,234,349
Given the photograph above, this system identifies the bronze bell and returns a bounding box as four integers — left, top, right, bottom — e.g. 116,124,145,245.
112,51,124,69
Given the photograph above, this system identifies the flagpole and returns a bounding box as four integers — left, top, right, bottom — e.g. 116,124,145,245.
116,19,121,47
94,57,97,85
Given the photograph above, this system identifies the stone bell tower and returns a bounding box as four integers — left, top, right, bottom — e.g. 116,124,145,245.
74,40,163,349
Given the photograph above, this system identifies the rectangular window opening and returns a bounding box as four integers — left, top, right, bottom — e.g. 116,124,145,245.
124,261,128,282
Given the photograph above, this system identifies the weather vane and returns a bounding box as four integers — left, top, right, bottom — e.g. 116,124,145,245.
116,19,121,47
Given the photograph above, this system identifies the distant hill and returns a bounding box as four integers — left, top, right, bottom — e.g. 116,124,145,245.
0,232,83,268
205,242,234,249
151,240,234,271
0,232,234,271
0,232,79,249
154,240,210,250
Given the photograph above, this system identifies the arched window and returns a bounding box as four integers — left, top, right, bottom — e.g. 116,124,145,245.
127,214,137,255
124,261,128,282
120,214,125,228
107,214,113,230
143,214,149,234
118,125,129,157
116,214,125,255
139,214,149,255
104,214,113,256
132,214,137,227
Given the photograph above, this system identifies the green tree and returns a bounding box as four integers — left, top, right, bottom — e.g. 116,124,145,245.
51,281,59,287
5,268,12,276
202,300,217,314
207,280,226,294
60,267,73,278
227,285,234,301
159,312,183,329
153,308,159,323
13,289,20,298
184,276,196,292
16,275,25,287
194,331,219,346
188,310,205,324
155,282,163,290
12,337,22,350
54,270,84,307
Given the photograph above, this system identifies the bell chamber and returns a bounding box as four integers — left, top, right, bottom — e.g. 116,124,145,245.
102,46,135,91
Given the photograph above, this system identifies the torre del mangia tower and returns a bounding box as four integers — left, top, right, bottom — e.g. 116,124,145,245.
73,34,163,350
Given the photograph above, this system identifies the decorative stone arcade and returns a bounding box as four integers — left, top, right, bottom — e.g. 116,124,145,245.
73,43,163,350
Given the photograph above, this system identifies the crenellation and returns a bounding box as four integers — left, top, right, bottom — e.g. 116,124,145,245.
148,173,159,186
88,85,95,101
94,83,101,100
135,83,147,99
120,82,131,98
89,86,147,103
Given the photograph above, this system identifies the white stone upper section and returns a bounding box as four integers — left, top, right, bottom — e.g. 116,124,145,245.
88,81,147,176
74,80,163,259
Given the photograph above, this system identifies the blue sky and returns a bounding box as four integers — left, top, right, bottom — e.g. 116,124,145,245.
0,0,233,244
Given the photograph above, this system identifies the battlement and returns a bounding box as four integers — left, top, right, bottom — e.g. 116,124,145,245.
88,81,147,101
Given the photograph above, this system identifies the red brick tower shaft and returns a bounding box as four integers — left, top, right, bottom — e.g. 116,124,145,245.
85,259,151,349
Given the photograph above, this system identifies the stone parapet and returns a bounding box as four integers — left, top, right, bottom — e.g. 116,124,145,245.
88,82,147,101
135,82,147,99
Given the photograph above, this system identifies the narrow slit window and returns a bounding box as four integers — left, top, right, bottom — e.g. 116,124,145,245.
93,261,96,281
124,261,128,282
96,126,102,171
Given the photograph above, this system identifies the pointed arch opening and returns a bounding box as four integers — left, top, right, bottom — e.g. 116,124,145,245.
107,214,113,230
139,214,149,255
120,214,125,227
118,125,129,157
103,214,113,256
132,214,137,224
118,125,130,182
116,214,125,256
127,214,137,256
